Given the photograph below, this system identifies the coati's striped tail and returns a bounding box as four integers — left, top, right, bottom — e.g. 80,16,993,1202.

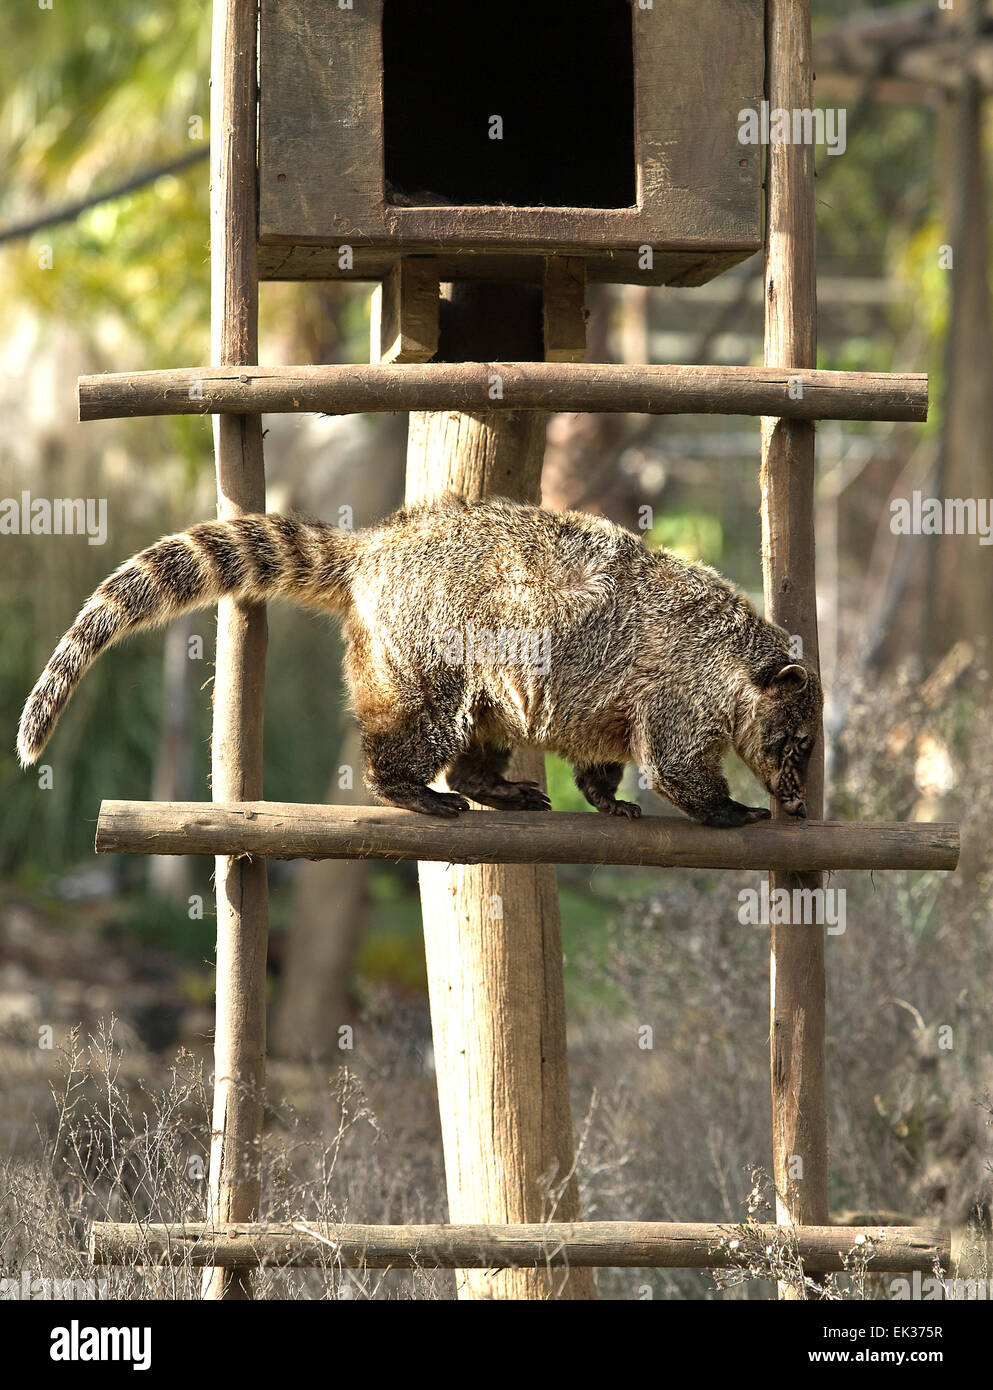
17,514,358,767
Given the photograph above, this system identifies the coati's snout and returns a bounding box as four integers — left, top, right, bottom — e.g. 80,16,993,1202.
739,660,823,818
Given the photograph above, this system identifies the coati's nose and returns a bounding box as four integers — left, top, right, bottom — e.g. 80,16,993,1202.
784,798,807,818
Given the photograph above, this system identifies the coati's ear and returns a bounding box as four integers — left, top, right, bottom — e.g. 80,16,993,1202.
770,663,809,691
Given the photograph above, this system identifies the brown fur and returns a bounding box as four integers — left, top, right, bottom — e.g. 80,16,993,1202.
18,497,822,825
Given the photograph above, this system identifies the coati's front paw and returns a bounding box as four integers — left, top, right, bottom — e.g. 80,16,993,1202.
422,789,472,817
375,784,471,817
703,800,771,829
594,797,642,819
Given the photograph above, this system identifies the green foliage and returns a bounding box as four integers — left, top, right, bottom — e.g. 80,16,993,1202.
544,753,592,813
814,104,935,272
644,509,724,566
0,2,212,361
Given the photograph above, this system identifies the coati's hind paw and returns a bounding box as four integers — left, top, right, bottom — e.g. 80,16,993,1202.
491,780,552,812
448,778,552,812
703,800,771,829
375,784,471,817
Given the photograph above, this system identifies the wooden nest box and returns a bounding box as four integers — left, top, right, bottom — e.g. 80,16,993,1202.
258,0,764,287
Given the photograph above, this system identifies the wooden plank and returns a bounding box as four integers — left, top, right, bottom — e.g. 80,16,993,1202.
94,802,961,873
204,0,268,1302
259,0,384,239
370,259,440,364
403,281,593,1301
542,257,587,362
78,363,930,423
635,0,764,247
258,243,755,288
90,1220,951,1274
761,0,827,1300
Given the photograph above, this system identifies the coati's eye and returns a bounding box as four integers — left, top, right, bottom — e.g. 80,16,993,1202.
798,734,814,752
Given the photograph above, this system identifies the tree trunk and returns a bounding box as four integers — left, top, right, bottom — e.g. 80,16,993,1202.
929,0,993,659
405,281,595,1301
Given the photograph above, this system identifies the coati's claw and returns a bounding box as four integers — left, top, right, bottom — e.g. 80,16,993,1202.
600,799,642,818
503,783,552,811
376,785,471,817
419,790,471,817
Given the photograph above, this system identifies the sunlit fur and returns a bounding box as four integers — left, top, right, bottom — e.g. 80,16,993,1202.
18,496,823,825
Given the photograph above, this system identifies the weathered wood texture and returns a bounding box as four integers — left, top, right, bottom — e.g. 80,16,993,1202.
91,1220,951,1274
78,363,929,422
95,802,961,873
258,244,753,287
761,0,827,1299
205,0,268,1301
257,0,763,282
370,258,440,364
403,282,593,1301
543,257,588,361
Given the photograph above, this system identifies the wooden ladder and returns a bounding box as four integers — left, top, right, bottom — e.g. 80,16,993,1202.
84,0,957,1297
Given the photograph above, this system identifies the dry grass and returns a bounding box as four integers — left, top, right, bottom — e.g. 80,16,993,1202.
1,659,991,1300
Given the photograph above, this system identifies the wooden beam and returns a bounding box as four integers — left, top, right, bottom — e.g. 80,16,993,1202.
204,0,268,1302
762,0,827,1299
370,259,440,364
90,1220,951,1274
542,257,588,362
94,802,961,873
403,281,593,1301
77,363,929,424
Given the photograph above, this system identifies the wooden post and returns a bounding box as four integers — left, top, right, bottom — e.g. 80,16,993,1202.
370,259,440,365
761,0,829,1298
404,282,595,1301
203,0,269,1301
542,257,588,362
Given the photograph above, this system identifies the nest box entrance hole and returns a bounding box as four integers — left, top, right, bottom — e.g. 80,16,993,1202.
382,0,636,209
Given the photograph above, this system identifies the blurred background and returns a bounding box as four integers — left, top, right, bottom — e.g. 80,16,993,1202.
1,0,992,1298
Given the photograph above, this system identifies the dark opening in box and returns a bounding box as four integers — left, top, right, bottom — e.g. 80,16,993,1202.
383,0,636,209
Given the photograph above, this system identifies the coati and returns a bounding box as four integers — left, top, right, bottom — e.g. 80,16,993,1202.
17,496,821,827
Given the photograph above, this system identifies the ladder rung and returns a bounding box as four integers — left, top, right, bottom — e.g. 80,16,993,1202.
77,362,929,424
90,1219,950,1273
94,801,959,873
